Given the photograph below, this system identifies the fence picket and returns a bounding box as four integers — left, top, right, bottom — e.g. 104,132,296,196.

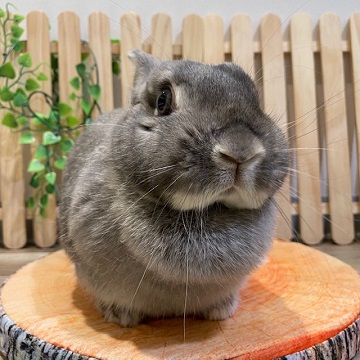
319,13,354,244
0,18,26,248
350,13,360,213
120,13,142,107
58,12,81,110
203,15,224,64
89,12,114,113
290,13,322,245
182,14,204,61
151,13,173,60
260,14,292,240
27,11,57,247
230,14,254,78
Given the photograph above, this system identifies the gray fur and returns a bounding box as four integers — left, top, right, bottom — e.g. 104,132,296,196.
59,50,290,327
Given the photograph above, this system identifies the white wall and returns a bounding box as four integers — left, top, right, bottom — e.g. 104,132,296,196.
8,0,360,40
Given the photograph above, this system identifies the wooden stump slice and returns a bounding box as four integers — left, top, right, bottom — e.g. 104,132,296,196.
1,240,360,359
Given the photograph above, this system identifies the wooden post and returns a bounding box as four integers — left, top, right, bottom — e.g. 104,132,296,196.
260,14,292,240
319,13,354,244
89,12,114,114
27,11,57,248
120,13,141,107
203,15,224,64
290,13,323,245
151,13,173,60
231,14,254,78
58,12,82,111
350,13,360,228
0,16,27,249
182,14,204,61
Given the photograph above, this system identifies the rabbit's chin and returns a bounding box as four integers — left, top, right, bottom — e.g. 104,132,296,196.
168,186,270,211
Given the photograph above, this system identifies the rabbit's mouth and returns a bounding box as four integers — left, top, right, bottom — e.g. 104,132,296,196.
167,183,270,211
219,186,270,210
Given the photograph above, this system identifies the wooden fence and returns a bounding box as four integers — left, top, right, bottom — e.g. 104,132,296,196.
0,11,360,248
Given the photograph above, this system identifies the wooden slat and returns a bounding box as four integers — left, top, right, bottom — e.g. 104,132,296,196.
27,11,57,248
58,12,81,109
89,12,114,114
350,12,360,219
319,13,354,244
120,12,142,107
231,14,254,78
203,15,224,64
0,19,26,249
182,14,204,61
260,14,292,240
151,13,173,60
290,13,323,245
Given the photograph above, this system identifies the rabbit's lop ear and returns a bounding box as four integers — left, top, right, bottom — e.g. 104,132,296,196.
128,50,159,104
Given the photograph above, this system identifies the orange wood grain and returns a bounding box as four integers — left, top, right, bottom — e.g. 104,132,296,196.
2,240,360,359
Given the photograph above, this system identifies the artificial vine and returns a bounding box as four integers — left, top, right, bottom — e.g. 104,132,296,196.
0,3,102,217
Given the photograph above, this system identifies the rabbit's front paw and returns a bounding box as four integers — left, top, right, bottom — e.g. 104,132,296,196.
202,293,239,321
97,301,141,327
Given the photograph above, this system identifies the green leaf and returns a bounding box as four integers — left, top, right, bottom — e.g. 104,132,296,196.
43,131,61,145
65,115,80,127
25,78,40,91
19,132,35,144
33,112,48,126
40,194,49,207
37,72,48,81
28,159,45,173
49,110,59,125
2,113,17,128
69,92,77,101
58,102,72,116
13,40,25,52
14,14,25,23
112,60,120,75
29,174,40,188
18,53,32,68
61,138,74,153
11,24,24,38
45,172,56,185
13,91,29,107
45,184,55,194
17,116,28,126
54,156,67,170
0,9,5,18
76,63,86,78
26,196,36,209
34,145,49,160
88,84,101,101
111,39,120,44
0,62,16,79
0,87,15,101
81,99,92,116
70,76,80,90
40,207,46,218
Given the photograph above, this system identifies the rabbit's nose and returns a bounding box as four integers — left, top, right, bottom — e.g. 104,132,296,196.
215,144,265,168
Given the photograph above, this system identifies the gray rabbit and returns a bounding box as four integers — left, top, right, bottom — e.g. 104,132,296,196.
59,50,290,327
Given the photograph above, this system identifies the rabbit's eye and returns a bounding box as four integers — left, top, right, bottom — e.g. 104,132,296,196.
156,89,172,116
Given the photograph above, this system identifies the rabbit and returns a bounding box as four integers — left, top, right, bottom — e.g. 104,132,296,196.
59,50,290,327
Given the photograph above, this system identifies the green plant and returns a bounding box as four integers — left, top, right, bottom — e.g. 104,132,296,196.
0,3,102,217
